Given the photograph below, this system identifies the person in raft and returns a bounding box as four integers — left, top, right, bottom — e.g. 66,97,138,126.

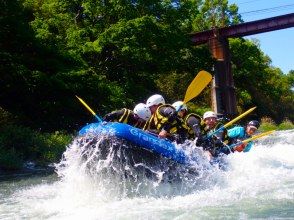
196,111,228,159
170,101,203,143
103,103,151,129
222,120,260,154
143,94,181,141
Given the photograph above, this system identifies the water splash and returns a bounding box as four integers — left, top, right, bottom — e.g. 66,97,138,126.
1,130,293,219
55,132,219,199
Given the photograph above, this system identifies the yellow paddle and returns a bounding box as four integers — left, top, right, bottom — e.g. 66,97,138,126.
229,130,275,148
77,70,212,120
223,106,257,129
183,70,213,104
76,95,102,122
207,106,257,138
176,70,212,112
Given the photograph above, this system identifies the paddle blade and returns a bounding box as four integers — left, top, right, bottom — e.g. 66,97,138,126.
183,70,212,104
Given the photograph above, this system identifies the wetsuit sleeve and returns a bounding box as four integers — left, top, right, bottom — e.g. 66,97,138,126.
159,106,176,119
213,123,227,141
186,116,201,137
159,106,177,132
103,109,125,122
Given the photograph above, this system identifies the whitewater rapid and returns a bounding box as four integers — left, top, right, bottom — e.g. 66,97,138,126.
0,130,293,219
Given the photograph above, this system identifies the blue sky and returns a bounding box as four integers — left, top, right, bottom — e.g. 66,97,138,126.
228,0,294,73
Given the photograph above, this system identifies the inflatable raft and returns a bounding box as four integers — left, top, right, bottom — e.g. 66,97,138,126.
79,122,195,165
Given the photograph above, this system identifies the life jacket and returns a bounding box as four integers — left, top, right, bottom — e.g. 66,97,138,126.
143,114,154,131
143,104,180,133
169,116,187,135
200,122,210,136
200,122,229,156
104,108,143,128
154,104,174,130
184,113,202,139
118,108,132,123
204,123,228,141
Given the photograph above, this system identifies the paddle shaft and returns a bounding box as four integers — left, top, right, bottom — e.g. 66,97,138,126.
76,96,102,122
207,106,257,139
229,130,275,149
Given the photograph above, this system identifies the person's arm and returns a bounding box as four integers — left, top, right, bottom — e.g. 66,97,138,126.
227,126,244,139
103,109,125,122
232,139,253,153
159,106,177,133
186,115,202,137
227,126,250,152
243,141,253,152
227,126,244,146
212,123,227,143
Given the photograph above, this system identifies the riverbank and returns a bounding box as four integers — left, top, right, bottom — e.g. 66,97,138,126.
0,163,55,180
0,123,72,171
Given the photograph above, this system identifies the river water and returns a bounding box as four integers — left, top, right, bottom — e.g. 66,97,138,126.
1,130,293,219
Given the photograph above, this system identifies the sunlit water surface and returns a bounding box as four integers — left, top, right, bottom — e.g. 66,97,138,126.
1,130,293,219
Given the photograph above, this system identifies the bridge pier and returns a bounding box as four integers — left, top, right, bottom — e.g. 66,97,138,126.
209,36,237,118
190,13,294,118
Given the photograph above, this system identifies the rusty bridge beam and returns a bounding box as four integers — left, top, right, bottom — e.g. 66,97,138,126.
191,13,294,45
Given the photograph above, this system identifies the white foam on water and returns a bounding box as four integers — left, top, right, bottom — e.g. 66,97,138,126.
1,130,293,219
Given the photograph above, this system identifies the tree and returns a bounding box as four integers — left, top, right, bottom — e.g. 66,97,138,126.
230,38,294,122
192,0,241,31
23,0,214,117
1,0,292,132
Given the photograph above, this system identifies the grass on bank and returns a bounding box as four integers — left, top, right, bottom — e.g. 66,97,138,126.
259,117,294,132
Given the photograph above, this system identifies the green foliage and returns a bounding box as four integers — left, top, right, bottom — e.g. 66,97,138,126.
0,107,15,126
1,0,293,129
192,0,242,31
35,131,72,163
278,119,294,131
0,0,80,131
14,0,217,131
0,124,72,170
259,117,277,132
287,70,294,86
155,69,213,107
259,117,294,132
187,104,211,118
230,38,294,122
0,148,23,170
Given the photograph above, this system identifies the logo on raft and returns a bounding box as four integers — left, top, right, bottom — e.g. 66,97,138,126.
129,128,171,151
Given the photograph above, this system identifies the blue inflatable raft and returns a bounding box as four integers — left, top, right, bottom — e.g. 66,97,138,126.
79,122,193,165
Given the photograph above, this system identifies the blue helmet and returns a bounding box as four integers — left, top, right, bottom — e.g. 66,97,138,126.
247,120,260,129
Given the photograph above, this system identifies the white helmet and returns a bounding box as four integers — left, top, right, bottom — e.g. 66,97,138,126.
133,103,151,121
172,101,187,111
146,94,165,107
203,111,217,120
